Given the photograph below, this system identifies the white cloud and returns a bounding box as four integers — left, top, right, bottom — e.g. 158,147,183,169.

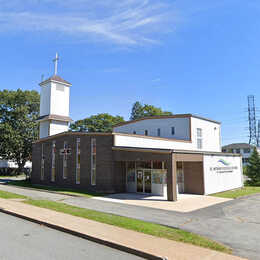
0,0,178,46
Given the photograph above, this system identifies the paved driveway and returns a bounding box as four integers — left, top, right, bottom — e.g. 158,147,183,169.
0,184,260,260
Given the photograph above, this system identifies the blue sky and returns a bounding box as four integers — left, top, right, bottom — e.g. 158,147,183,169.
1,0,260,145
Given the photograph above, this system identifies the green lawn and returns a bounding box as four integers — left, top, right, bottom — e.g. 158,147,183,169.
8,180,102,198
25,199,231,254
211,186,260,199
0,190,26,199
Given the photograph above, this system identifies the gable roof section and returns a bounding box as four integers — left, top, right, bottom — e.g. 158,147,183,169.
39,75,72,86
222,143,253,149
113,114,220,128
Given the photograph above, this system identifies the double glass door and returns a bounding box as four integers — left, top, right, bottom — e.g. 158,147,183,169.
137,170,151,193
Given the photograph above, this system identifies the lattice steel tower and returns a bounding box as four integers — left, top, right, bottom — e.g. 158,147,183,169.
248,95,258,146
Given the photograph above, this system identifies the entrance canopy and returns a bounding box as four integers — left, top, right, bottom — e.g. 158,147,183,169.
112,147,242,202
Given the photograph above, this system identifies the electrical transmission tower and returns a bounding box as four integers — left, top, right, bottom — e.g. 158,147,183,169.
248,95,258,146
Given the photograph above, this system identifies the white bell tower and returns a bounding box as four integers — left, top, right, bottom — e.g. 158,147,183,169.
38,53,72,139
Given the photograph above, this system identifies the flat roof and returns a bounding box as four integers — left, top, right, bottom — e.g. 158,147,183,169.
113,114,221,128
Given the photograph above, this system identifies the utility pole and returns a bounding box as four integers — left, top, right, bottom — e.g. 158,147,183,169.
248,95,258,146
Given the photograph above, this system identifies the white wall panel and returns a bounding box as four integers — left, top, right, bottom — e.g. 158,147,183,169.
203,155,243,195
39,121,49,139
114,118,190,140
191,117,221,152
50,83,70,117
49,120,68,136
114,134,194,150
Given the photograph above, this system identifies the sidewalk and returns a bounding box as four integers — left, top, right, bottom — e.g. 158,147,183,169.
0,198,246,260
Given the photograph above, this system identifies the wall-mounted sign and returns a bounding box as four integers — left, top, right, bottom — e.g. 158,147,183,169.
210,159,238,173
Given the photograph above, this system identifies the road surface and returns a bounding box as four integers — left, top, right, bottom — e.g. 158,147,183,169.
0,212,143,260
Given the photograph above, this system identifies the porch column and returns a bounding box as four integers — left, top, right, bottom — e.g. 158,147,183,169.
167,153,177,201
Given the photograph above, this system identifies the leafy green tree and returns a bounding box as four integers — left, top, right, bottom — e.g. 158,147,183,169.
245,147,260,185
130,101,144,120
70,113,125,133
130,101,173,120
0,89,40,175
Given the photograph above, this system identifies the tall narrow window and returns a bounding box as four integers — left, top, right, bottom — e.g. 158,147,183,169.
171,127,175,135
157,128,161,137
197,128,203,149
63,141,68,179
145,130,148,136
51,141,56,182
91,138,96,186
76,138,80,184
41,144,45,181
133,131,136,134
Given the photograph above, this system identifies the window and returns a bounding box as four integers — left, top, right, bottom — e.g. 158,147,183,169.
51,141,56,182
157,128,161,137
63,141,68,179
235,149,240,154
242,158,249,163
243,148,250,153
222,149,226,153
133,131,136,134
41,144,45,181
76,138,80,184
171,127,175,135
127,162,135,183
91,138,96,186
145,130,148,136
197,128,202,149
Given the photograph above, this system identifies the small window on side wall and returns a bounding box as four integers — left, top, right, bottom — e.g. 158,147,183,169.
133,131,136,134
157,128,160,137
145,130,148,136
171,127,175,135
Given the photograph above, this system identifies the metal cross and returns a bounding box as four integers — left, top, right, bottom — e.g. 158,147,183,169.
53,53,59,75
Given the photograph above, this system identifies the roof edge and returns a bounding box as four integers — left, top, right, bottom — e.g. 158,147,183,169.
113,114,220,128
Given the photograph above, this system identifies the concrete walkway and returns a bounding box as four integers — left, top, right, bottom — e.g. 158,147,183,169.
0,198,245,260
94,193,232,212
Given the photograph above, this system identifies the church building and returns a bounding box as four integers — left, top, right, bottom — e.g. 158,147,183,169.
32,55,243,201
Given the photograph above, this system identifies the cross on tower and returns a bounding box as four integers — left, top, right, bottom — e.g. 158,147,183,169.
53,53,59,75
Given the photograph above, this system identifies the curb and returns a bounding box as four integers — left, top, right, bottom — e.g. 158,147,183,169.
0,208,165,260
4,183,88,198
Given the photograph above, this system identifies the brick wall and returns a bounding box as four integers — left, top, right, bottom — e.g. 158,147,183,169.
32,133,116,193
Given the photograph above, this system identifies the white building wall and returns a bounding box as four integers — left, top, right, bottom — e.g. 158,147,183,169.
39,121,49,139
190,117,221,152
50,82,70,117
114,118,190,140
114,134,195,151
203,155,243,195
114,116,221,152
40,83,51,116
49,120,68,136
0,159,32,168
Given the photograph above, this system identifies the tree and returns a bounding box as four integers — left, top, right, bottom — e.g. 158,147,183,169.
70,113,125,133
130,101,173,120
0,89,40,175
245,147,260,185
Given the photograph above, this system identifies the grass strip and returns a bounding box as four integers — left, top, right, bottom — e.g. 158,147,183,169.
24,199,231,254
8,180,102,198
211,186,260,199
0,190,27,199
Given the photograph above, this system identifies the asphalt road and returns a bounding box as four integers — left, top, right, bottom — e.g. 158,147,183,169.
1,184,260,260
0,212,143,260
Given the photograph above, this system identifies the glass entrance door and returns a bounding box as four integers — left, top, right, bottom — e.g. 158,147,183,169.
144,170,151,193
137,170,144,192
